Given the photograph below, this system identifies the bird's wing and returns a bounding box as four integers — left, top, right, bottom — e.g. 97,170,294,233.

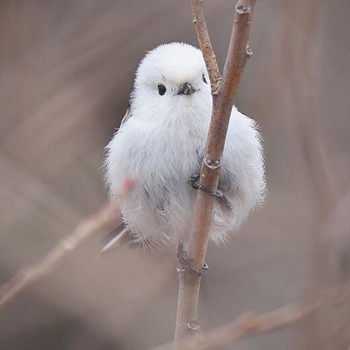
100,108,132,255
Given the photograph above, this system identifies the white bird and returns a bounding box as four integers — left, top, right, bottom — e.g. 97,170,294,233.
105,42,265,257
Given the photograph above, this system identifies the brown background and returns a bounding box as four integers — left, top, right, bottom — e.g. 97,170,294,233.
1,1,350,349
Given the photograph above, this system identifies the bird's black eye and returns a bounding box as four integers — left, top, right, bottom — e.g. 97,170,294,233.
202,73,207,84
157,84,167,96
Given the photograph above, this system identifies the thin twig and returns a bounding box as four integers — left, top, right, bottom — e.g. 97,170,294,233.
191,0,221,93
174,0,257,346
0,204,121,309
154,284,350,350
184,285,350,350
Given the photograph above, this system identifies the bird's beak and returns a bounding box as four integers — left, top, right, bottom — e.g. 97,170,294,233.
178,82,196,95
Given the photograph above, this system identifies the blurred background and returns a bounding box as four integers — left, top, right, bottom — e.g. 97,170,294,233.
1,1,350,349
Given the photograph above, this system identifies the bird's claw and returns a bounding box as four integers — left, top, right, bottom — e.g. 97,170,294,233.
187,174,201,190
188,174,224,198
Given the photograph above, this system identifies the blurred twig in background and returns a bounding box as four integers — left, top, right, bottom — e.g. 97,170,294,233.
154,283,350,350
0,204,121,310
280,2,349,348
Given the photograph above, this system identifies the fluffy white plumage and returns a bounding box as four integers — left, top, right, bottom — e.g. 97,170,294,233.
105,42,265,247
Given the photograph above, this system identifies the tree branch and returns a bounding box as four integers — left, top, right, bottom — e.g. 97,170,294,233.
183,285,350,350
191,0,221,93
189,0,256,266
174,0,257,347
0,204,120,309
155,284,350,350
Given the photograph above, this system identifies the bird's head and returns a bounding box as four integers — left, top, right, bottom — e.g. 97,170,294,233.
130,42,211,115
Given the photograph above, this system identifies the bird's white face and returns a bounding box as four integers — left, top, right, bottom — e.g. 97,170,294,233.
130,43,212,118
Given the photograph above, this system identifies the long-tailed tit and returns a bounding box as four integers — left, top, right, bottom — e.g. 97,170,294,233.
105,42,265,257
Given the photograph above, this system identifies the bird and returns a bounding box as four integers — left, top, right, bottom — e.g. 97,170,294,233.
104,42,265,262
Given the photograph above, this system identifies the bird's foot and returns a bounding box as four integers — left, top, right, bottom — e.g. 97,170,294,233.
188,174,201,190
187,173,224,199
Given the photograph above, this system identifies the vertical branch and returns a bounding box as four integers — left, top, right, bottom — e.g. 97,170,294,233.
174,0,257,347
191,0,221,93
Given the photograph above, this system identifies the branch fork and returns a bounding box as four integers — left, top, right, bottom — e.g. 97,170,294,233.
174,0,257,347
